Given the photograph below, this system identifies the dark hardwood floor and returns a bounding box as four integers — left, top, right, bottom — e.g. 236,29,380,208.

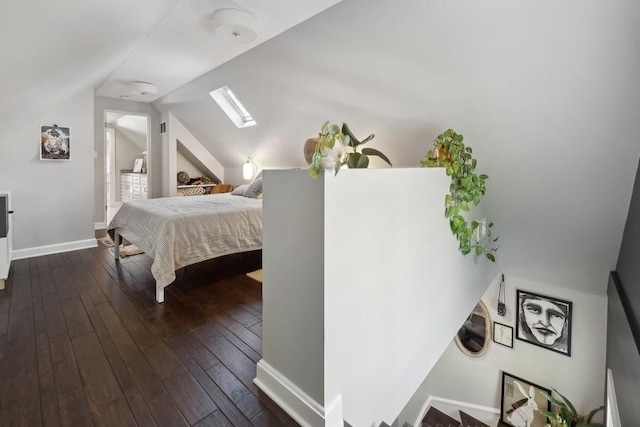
0,236,299,426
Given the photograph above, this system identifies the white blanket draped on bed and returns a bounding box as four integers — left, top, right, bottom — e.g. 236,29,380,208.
108,194,262,289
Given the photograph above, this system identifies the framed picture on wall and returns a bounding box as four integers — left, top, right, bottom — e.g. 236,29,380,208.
516,290,572,356
493,322,513,348
40,125,70,160
500,372,551,427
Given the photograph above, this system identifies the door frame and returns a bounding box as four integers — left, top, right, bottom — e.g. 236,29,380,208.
102,109,151,225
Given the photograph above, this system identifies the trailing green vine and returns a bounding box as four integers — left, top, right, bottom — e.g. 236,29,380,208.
420,129,498,262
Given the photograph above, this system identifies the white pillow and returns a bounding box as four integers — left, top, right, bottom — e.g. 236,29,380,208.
231,184,250,196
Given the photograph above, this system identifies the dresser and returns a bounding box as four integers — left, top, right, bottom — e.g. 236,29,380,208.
120,172,148,202
0,191,12,291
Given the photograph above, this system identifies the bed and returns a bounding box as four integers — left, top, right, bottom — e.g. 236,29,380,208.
107,192,262,303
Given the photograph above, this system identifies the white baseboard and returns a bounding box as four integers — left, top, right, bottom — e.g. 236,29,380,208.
94,222,107,230
414,395,500,427
12,238,98,260
254,359,343,427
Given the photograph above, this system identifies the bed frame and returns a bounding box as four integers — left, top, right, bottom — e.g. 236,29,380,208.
113,228,166,303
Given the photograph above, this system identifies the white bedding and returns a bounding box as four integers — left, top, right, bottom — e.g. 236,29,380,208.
107,193,262,290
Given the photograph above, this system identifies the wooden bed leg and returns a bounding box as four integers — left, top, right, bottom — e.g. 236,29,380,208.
156,285,165,303
114,229,120,261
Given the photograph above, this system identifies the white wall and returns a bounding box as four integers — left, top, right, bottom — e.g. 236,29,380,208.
165,113,224,196
224,167,247,187
398,274,607,426
259,168,326,413
323,168,499,427
0,88,96,254
94,96,162,224
176,151,205,181
258,168,499,426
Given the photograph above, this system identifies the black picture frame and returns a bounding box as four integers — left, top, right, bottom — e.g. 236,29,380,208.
493,322,513,348
500,372,551,427
40,125,70,160
516,289,572,356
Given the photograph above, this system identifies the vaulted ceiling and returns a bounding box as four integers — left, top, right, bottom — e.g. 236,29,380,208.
3,0,640,294
0,0,340,134
153,0,640,294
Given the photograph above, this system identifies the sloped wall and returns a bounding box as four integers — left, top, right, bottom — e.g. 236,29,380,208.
164,113,224,196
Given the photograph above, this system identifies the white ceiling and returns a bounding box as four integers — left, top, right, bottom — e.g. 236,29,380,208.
153,0,640,295
0,0,341,133
95,0,343,101
2,0,640,295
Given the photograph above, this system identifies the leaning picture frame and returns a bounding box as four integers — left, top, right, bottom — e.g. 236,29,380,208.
516,289,572,356
500,372,551,427
133,158,144,173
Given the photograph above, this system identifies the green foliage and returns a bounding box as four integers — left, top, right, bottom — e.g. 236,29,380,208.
544,412,569,427
542,389,604,427
308,121,392,178
420,129,498,261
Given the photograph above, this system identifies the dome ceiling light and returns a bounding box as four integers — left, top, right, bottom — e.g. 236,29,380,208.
129,81,158,96
211,8,257,44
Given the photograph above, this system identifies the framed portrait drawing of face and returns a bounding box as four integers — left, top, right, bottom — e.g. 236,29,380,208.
516,290,572,356
500,372,551,427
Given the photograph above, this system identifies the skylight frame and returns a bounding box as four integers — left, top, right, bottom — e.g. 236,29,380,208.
209,85,257,128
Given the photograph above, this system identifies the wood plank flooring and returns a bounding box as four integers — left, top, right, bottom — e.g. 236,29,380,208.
0,238,299,426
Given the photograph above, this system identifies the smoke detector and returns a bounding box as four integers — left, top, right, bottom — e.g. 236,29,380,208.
129,82,158,96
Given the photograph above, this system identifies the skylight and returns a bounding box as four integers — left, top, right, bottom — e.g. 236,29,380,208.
209,85,257,128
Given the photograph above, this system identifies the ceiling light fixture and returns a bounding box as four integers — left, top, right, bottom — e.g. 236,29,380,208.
211,8,257,44
129,81,158,96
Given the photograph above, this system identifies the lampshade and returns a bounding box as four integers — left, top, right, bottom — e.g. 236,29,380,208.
243,158,254,180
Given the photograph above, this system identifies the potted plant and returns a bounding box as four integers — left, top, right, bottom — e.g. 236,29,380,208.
420,129,498,261
541,389,604,427
308,121,392,178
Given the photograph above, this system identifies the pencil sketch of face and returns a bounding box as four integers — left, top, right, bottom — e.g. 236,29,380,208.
521,297,566,345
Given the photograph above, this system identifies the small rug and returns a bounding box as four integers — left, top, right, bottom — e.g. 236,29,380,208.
246,269,263,282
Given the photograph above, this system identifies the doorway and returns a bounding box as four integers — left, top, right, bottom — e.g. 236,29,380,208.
103,111,150,225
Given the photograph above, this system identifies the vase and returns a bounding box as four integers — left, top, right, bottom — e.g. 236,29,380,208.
303,138,318,165
304,137,344,169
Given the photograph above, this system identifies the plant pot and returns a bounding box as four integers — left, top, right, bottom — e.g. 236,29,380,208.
303,138,318,165
304,137,343,168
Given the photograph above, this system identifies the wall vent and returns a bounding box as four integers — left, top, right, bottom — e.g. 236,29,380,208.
160,122,167,135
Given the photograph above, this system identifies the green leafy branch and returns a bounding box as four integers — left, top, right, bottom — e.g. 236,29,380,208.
420,129,498,262
541,389,604,427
